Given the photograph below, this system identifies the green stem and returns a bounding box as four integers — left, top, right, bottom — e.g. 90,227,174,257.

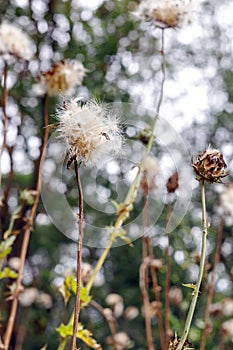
177,180,208,350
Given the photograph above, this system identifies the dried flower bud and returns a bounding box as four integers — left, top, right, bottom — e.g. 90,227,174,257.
141,156,159,192
133,0,191,29
166,172,179,193
192,148,227,184
37,59,88,96
81,263,93,284
169,286,183,306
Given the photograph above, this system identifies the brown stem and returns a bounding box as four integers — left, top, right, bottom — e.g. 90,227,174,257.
71,161,84,350
140,257,155,350
164,201,171,349
90,300,118,350
0,62,8,189
141,193,155,350
141,191,165,350
200,217,223,350
3,94,49,350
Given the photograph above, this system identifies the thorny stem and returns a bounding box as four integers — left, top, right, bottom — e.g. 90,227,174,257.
165,201,171,349
0,63,8,189
200,217,223,350
177,180,208,350
90,300,118,350
60,29,167,350
3,94,49,350
71,162,84,350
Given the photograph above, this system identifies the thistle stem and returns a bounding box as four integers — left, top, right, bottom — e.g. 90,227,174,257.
176,180,208,350
0,62,8,189
71,162,84,350
3,94,49,350
200,217,223,350
165,201,171,349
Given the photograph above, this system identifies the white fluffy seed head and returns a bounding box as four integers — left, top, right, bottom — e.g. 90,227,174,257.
57,98,122,167
134,0,192,29
38,60,88,96
0,21,34,60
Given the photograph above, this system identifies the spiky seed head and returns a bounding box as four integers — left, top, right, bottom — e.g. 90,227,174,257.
192,148,227,184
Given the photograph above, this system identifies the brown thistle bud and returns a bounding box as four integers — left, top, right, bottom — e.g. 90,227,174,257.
166,171,179,193
192,148,227,183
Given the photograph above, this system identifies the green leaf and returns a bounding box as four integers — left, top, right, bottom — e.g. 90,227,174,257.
77,326,102,350
57,323,102,349
57,323,73,338
0,236,16,259
0,267,18,280
59,276,91,306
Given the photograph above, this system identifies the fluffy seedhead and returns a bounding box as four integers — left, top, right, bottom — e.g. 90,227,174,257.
56,98,122,167
0,21,34,61
38,59,87,96
134,0,191,29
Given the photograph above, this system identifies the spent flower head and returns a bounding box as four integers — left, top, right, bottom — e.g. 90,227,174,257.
192,148,227,184
134,0,191,29
38,59,88,96
0,21,34,61
57,98,122,167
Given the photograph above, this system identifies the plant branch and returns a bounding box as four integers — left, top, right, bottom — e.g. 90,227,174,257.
165,200,171,349
200,217,223,350
140,257,155,350
90,299,118,350
3,94,49,350
71,161,84,350
0,62,8,189
177,180,208,350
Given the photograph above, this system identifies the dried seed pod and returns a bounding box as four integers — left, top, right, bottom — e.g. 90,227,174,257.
192,148,227,183
166,171,179,193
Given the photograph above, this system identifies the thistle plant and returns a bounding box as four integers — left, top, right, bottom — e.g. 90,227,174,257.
176,148,228,350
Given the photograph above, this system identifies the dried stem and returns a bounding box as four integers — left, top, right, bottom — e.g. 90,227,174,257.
90,299,118,350
141,193,155,350
177,180,208,350
3,94,49,350
140,257,155,350
0,62,8,189
200,217,223,350
71,162,84,350
164,201,171,349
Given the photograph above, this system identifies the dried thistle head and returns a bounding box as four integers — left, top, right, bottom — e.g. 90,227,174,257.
133,0,191,29
38,59,88,96
192,148,227,184
166,171,179,193
169,336,192,349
